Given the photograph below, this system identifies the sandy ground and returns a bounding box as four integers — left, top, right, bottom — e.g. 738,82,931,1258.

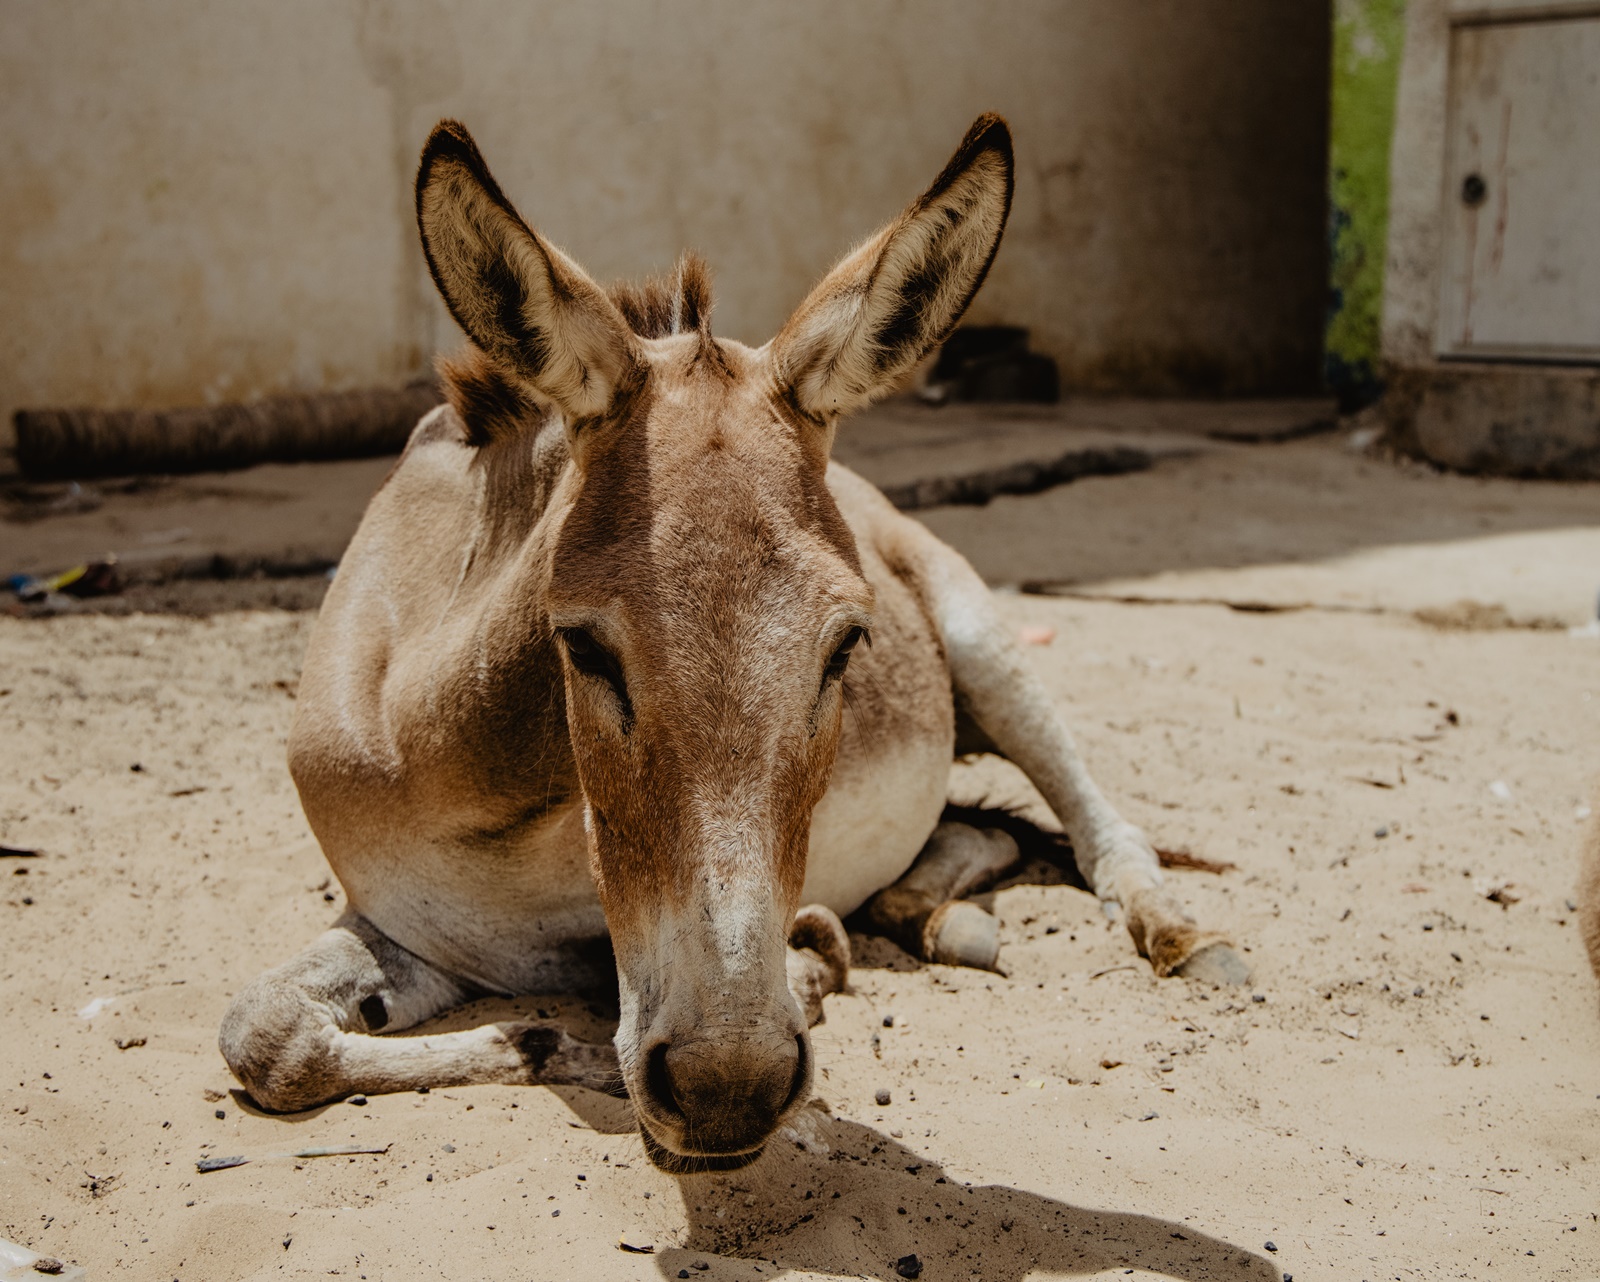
3,435,1599,1281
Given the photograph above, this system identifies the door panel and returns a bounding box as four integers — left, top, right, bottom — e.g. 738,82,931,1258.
1437,16,1600,360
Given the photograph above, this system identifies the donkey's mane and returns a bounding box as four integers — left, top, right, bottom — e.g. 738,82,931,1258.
438,253,713,444
608,252,713,340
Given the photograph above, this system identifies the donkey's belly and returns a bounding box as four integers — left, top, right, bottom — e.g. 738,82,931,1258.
802,732,952,918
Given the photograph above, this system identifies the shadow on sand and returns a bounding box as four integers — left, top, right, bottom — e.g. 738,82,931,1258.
558,1091,1279,1281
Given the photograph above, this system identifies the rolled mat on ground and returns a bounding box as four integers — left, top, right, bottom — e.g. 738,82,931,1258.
13,382,441,479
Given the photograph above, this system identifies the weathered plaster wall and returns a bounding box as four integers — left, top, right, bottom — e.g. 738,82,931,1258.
0,1,1330,454
1326,0,1407,410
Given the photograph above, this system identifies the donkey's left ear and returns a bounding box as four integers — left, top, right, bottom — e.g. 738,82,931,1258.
770,114,1014,420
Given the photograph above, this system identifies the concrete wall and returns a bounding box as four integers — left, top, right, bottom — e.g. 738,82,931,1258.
0,1,1330,455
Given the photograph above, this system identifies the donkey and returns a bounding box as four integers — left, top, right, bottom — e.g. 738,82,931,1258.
220,114,1246,1172
1580,800,1600,986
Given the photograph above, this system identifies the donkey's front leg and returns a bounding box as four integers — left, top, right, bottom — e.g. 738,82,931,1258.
900,525,1248,985
787,905,852,1026
219,913,622,1112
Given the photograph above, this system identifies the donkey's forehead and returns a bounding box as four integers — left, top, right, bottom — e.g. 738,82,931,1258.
550,339,865,612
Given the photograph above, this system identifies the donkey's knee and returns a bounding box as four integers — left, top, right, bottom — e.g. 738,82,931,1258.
219,975,344,1112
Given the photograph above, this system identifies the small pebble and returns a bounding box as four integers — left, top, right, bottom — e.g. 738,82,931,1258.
1374,826,1389,839
875,1088,891,1107
679,1272,690,1280
214,1109,225,1120
895,1254,922,1279
1264,1240,1277,1252
1251,994,1266,1004
882,1015,894,1028
349,1094,368,1106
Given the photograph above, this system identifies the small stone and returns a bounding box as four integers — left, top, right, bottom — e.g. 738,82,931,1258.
214,1109,225,1120
1251,994,1266,1003
882,1015,894,1028
895,1252,922,1278
348,1094,368,1106
1374,826,1389,838
31,1259,65,1275
1264,1240,1278,1252
679,1273,690,1280
874,1088,891,1107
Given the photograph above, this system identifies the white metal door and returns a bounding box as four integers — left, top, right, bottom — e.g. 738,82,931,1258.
1437,15,1600,361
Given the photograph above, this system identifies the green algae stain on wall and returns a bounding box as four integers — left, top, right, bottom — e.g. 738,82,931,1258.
1327,0,1406,410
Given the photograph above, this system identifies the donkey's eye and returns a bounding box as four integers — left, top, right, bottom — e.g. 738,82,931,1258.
823,626,866,685
558,628,629,703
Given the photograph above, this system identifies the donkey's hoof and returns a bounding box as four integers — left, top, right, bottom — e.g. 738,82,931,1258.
790,904,851,993
1173,942,1251,986
923,899,1000,971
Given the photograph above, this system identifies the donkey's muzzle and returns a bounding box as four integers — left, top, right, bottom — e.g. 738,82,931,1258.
638,1031,808,1160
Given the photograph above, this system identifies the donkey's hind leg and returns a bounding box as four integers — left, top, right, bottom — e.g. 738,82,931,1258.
894,521,1248,985
862,823,1021,970
219,913,621,1112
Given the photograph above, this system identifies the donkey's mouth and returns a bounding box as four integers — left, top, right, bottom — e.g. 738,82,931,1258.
638,1123,766,1174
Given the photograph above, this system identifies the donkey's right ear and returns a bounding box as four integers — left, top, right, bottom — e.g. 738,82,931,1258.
416,120,640,420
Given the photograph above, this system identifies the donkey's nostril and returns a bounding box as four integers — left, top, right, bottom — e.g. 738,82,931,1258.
783,1033,810,1111
644,1041,682,1119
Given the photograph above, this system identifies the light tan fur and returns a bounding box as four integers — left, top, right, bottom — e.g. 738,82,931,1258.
220,114,1243,1172
1579,800,1600,986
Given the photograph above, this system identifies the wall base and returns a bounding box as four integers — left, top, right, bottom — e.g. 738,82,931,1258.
1384,362,1600,479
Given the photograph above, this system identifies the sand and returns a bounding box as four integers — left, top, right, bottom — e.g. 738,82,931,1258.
3,436,1599,1280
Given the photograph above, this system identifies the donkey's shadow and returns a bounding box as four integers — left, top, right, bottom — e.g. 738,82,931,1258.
560,1092,1278,1281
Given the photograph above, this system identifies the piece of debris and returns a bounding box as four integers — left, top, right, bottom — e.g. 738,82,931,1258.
1155,848,1237,875
1473,878,1521,908
0,1248,80,1282
348,1094,368,1106
616,1240,655,1254
196,1143,391,1173
6,559,123,603
895,1254,923,1279
1099,1058,1123,1070
113,1037,146,1051
874,1088,892,1107
1488,780,1513,802
1018,625,1056,646
1138,1110,1159,1122
0,847,40,859
77,997,116,1020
